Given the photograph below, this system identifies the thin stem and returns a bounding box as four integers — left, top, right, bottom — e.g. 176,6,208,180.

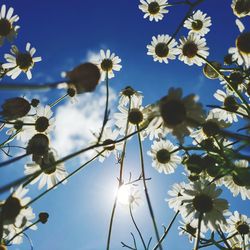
49,93,69,108
136,124,162,250
152,210,179,250
0,153,29,168
6,220,39,245
194,213,202,250
106,98,131,250
24,151,103,208
129,205,147,250
98,72,109,143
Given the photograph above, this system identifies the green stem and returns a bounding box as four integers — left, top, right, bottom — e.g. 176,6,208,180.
194,213,202,250
49,93,69,108
136,125,162,250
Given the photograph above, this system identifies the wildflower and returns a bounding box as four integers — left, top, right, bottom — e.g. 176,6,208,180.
94,49,121,81
95,127,122,162
139,0,169,22
2,43,42,80
179,180,229,231
0,97,31,120
177,33,209,66
147,139,181,174
231,0,250,18
24,150,68,190
65,63,101,94
166,182,186,212
158,88,205,142
224,160,250,200
119,86,143,107
147,34,179,63
184,10,212,37
0,4,19,46
211,89,247,123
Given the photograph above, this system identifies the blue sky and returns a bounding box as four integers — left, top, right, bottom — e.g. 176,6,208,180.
0,0,250,249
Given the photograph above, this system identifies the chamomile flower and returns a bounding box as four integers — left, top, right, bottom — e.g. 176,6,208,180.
157,88,205,142
224,211,250,245
184,10,212,37
231,0,250,18
177,34,209,66
94,127,122,162
94,49,122,81
0,4,19,46
147,139,181,174
166,182,186,212
139,0,169,22
179,180,229,231
211,89,247,123
2,43,42,79
24,150,68,190
223,160,250,200
229,31,250,68
147,34,179,63
16,105,55,142
119,86,143,107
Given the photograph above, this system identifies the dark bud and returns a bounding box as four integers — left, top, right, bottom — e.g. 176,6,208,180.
1,97,31,120
203,61,221,79
31,99,40,107
26,134,49,157
224,54,234,65
185,154,204,174
66,63,101,94
67,87,76,97
39,212,49,224
121,86,135,97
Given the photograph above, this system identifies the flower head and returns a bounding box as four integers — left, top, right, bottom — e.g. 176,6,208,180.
0,4,19,46
2,43,42,79
179,180,229,231
139,0,169,22
184,10,212,37
177,34,209,66
94,49,121,81
147,34,179,63
231,0,250,18
147,139,181,174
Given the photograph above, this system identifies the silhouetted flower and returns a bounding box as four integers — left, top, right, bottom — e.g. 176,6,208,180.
2,43,42,79
0,4,19,46
184,10,212,37
147,34,179,63
139,0,169,22
177,34,209,66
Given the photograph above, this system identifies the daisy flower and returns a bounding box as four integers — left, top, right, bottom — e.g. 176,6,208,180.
139,0,169,22
224,211,250,245
118,86,143,107
184,10,212,37
11,105,55,142
114,98,148,137
147,34,179,63
177,33,209,66
1,186,32,226
178,220,206,243
0,4,19,46
94,127,122,162
24,150,68,190
223,160,250,200
93,49,121,81
2,43,42,80
211,89,247,123
157,88,205,142
179,180,229,231
229,31,250,68
147,139,181,174
231,0,250,18
166,182,186,212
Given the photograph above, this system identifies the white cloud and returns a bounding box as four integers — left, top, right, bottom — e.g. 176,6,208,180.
51,85,117,161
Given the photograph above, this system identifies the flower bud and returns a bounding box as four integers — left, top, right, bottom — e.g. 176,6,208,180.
66,63,101,94
1,97,31,120
203,61,221,79
39,212,49,224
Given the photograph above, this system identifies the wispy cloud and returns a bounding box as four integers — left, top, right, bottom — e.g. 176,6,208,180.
51,85,117,161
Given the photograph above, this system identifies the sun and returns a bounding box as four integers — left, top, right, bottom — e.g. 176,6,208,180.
117,185,132,205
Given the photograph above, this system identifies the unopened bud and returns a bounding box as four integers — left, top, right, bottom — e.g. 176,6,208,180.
39,212,49,224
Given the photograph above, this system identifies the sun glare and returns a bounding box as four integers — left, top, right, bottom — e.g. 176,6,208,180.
117,185,131,205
